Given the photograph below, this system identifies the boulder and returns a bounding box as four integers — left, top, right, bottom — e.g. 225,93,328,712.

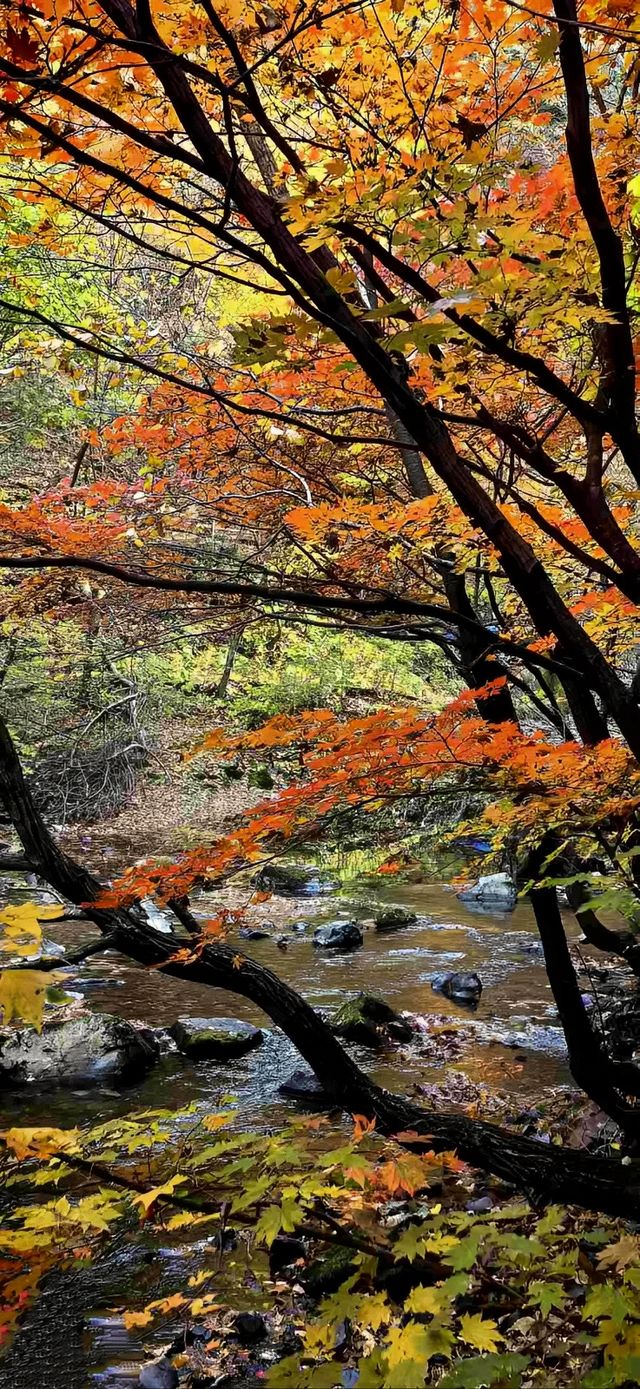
138,1360,179,1389
0,1013,158,1088
333,993,413,1047
312,920,363,952
169,1017,263,1060
431,971,483,1006
252,863,336,897
374,907,417,933
456,872,516,910
233,1311,268,1345
238,926,271,940
279,1067,330,1106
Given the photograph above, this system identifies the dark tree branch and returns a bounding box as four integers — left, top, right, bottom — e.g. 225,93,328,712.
0,550,582,678
552,0,637,452
3,712,640,1218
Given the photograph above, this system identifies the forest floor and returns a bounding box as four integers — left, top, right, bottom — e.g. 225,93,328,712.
61,713,265,859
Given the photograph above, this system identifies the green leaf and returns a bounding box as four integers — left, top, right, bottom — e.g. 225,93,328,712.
583,1284,636,1326
280,1195,302,1232
266,1355,304,1387
393,1223,428,1261
444,1230,483,1271
535,29,561,63
534,1206,566,1238
584,1359,640,1388
440,1351,530,1388
255,1204,282,1245
527,1280,567,1316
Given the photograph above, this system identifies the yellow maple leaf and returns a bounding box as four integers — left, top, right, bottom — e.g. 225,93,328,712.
406,1284,447,1316
0,1126,79,1159
130,1174,188,1214
458,1313,504,1352
0,969,61,1031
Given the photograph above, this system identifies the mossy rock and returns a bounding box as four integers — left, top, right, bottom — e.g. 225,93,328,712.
302,1243,357,1297
247,765,275,790
374,907,417,933
333,992,413,1047
252,863,336,897
169,1017,263,1060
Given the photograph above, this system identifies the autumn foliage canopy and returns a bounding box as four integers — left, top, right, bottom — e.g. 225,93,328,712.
0,0,640,903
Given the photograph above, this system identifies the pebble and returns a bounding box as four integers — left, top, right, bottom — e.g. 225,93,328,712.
466,1195,493,1214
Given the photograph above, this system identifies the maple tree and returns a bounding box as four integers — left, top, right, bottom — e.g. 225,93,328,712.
2,0,640,1291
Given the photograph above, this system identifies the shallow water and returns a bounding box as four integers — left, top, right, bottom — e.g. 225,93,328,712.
2,878,573,1129
0,869,577,1387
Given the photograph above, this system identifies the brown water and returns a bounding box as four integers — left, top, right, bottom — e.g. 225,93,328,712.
2,875,573,1132
0,870,577,1388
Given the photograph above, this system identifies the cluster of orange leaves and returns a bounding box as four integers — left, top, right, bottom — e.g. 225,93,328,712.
96,681,640,909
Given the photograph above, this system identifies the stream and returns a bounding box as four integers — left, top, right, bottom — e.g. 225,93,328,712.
0,862,578,1388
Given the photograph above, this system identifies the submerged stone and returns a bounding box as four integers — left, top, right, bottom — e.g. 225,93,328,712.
279,1066,330,1106
303,1245,356,1297
0,1012,158,1088
431,970,483,1006
269,1234,306,1278
234,1311,268,1345
169,1016,263,1059
138,1359,178,1389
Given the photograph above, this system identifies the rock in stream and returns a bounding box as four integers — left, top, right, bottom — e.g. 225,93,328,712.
0,1012,159,1088
373,907,417,933
333,992,413,1047
312,919,363,951
456,872,516,910
431,970,483,1006
168,1017,264,1060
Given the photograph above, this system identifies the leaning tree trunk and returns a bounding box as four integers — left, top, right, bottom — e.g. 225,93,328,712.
3,716,640,1218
